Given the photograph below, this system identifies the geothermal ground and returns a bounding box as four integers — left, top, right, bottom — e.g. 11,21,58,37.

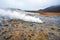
0,12,60,40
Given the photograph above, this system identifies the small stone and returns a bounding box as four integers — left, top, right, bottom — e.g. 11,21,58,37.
20,34,24,38
31,34,35,36
28,35,31,38
38,30,43,33
48,32,54,35
58,28,60,32
51,28,55,30
24,38,27,40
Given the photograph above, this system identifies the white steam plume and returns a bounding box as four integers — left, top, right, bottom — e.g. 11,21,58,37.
0,9,43,23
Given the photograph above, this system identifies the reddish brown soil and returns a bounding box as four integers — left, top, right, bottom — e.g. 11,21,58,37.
26,11,60,16
39,12,60,16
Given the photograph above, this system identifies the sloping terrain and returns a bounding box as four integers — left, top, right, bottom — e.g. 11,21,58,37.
44,5,60,12
0,13,60,40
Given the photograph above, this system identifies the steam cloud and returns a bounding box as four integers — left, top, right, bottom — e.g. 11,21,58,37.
0,9,43,23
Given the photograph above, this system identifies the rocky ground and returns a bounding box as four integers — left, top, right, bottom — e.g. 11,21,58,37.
0,15,60,40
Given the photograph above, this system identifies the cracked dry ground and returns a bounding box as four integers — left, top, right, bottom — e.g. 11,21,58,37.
0,18,60,40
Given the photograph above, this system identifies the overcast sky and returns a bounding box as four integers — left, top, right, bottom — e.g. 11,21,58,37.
0,0,60,10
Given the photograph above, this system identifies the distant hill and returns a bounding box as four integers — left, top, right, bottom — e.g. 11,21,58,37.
43,5,60,12
25,5,60,16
